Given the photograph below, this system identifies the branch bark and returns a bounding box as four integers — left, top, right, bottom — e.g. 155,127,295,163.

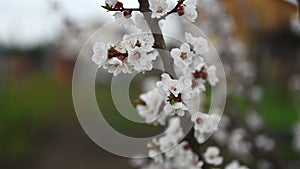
138,0,176,77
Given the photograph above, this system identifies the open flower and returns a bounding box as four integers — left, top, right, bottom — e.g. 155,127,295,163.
177,0,198,22
171,43,194,67
203,146,223,166
191,63,219,93
159,117,184,158
149,0,168,18
156,73,194,116
192,112,220,133
105,57,125,76
113,11,135,28
147,139,163,163
185,32,209,55
92,42,109,67
164,101,188,116
124,33,155,52
127,47,158,72
176,142,204,169
136,89,167,125
92,33,157,75
255,134,275,152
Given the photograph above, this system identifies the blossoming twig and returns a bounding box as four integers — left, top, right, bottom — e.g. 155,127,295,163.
138,0,176,77
101,6,140,12
160,0,186,20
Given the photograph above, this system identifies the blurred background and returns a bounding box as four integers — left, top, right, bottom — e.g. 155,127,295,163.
1,0,300,169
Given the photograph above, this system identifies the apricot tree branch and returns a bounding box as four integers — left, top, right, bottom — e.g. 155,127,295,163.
138,0,176,77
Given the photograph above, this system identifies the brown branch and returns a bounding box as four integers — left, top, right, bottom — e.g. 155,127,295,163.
138,0,176,77
101,6,140,12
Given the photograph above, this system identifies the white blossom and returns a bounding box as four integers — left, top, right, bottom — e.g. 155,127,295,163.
156,73,194,116
163,102,188,116
248,86,263,102
105,57,125,76
165,117,184,139
183,0,198,22
156,73,182,97
228,128,252,156
143,141,204,169
203,146,223,166
123,33,155,52
171,43,194,67
105,0,118,7
225,160,249,169
147,117,184,160
113,11,135,29
246,111,264,131
156,73,193,99
92,33,157,75
159,118,184,158
158,135,178,158
149,0,168,19
176,142,204,169
147,139,164,163
190,63,219,93
127,47,158,72
92,42,109,67
142,76,160,92
137,89,166,125
194,130,207,143
192,112,220,133
255,134,275,152
185,32,209,55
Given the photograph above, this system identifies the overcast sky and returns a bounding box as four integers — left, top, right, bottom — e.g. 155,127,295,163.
0,0,140,48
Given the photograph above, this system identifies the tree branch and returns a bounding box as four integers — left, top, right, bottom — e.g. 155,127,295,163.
101,6,140,12
138,0,176,77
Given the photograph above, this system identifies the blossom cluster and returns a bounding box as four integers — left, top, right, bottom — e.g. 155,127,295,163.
149,0,198,22
106,0,199,22
132,144,249,169
134,32,221,164
93,0,253,169
92,34,158,76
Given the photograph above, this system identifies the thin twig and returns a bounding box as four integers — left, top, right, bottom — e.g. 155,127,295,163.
101,6,140,12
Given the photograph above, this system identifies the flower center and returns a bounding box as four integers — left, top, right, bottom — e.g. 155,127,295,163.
135,40,142,47
123,10,132,18
209,154,216,159
134,52,141,60
180,52,188,59
157,6,164,13
177,5,185,16
189,43,195,52
196,117,203,124
193,67,208,80
114,2,123,9
167,93,182,105
107,46,128,61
